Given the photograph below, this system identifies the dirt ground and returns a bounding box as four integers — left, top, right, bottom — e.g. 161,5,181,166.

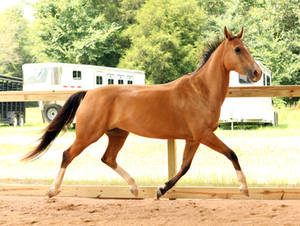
1,196,300,226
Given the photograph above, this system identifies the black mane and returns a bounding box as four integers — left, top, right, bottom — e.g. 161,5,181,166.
195,37,224,72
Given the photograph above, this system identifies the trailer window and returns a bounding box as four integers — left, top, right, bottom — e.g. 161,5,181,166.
239,74,251,84
108,79,114,85
127,80,133,85
266,76,271,86
118,79,124,84
96,76,103,85
73,71,81,80
36,68,48,83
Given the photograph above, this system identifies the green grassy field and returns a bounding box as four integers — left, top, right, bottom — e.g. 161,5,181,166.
0,106,300,187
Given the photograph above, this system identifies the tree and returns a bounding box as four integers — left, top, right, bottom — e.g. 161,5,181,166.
119,0,147,25
0,6,32,77
119,0,207,84
31,0,125,66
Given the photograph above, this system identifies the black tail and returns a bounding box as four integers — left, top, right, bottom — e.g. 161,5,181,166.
22,91,87,161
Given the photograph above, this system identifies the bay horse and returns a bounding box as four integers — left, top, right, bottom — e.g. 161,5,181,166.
23,27,262,199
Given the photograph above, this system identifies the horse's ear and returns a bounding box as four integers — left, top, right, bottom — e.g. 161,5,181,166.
237,27,244,39
224,26,233,40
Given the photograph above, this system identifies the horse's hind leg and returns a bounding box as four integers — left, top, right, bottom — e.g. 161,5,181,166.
101,128,138,197
47,138,94,198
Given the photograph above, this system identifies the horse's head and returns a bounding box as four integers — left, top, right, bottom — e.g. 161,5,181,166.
223,27,262,82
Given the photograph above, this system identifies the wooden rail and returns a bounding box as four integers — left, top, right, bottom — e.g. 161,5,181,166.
0,86,300,102
1,85,300,199
2,185,300,200
228,85,300,97
0,90,77,102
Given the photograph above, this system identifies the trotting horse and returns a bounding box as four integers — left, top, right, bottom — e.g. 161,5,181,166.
23,27,262,199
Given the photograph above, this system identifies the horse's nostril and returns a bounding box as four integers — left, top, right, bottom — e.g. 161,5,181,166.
253,70,258,77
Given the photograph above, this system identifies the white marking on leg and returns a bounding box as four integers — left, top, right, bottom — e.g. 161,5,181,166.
236,170,249,196
236,170,245,183
115,165,138,197
48,168,66,198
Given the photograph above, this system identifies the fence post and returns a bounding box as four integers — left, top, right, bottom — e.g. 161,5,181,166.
167,139,177,180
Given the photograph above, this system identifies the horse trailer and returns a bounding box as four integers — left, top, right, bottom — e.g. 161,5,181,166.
0,74,25,126
23,63,145,122
219,61,278,128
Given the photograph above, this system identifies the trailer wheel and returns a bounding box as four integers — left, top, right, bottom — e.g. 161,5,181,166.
43,104,61,123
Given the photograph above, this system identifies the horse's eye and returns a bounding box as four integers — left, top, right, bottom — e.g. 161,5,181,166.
235,47,241,53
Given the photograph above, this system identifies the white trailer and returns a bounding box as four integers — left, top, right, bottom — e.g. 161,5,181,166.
23,63,145,122
219,61,278,128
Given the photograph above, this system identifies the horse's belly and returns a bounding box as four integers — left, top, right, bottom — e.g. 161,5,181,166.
118,116,191,140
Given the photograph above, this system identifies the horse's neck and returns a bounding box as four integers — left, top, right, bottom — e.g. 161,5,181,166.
192,47,230,108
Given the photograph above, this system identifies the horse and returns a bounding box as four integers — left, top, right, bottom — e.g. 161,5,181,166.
22,27,262,199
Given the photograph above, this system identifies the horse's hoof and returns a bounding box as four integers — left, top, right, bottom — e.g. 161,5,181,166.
239,185,249,197
130,186,139,197
156,187,164,200
243,189,249,197
47,188,60,198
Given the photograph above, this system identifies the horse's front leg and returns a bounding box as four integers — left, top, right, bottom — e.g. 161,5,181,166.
201,132,249,196
157,140,200,199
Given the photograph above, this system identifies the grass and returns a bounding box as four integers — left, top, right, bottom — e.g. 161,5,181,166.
0,106,300,188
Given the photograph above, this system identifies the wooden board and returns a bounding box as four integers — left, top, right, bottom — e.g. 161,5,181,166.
1,86,300,102
0,90,78,102
1,185,300,200
228,86,300,97
167,139,177,180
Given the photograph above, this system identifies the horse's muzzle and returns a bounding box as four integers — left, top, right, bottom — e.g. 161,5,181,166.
247,65,262,83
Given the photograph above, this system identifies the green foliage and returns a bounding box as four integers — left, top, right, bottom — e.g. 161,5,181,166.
0,6,33,77
32,0,124,66
119,0,146,25
119,0,207,83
